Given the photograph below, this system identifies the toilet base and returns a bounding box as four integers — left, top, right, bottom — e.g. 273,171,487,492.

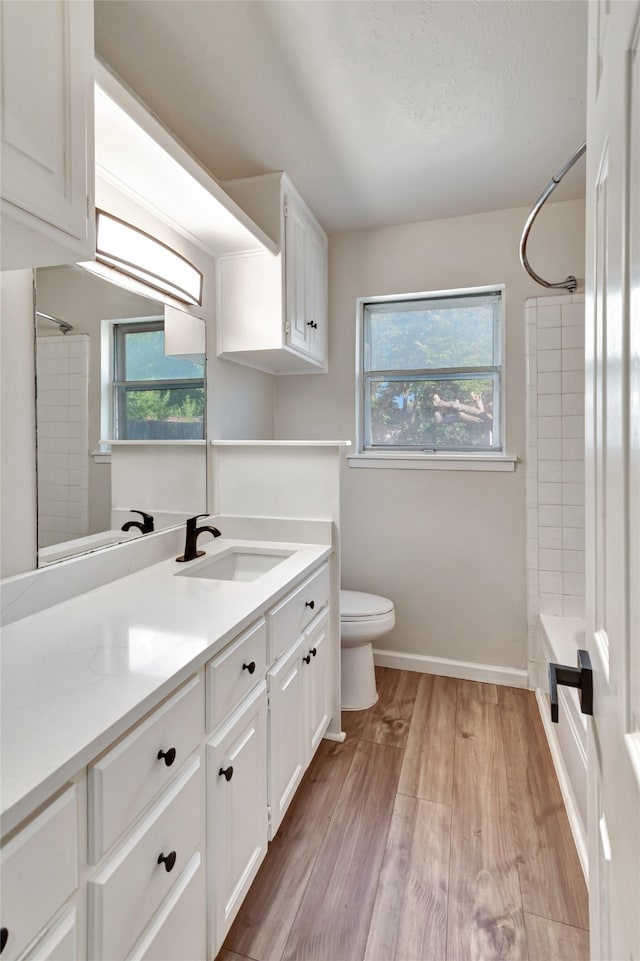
341,642,378,711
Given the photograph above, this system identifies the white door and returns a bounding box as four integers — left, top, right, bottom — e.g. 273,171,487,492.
585,2,640,959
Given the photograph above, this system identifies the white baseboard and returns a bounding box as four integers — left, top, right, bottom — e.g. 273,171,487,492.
372,648,529,688
535,688,589,882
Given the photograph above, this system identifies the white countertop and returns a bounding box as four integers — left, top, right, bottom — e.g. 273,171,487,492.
0,536,330,835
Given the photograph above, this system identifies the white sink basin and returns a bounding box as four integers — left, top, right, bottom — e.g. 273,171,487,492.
177,547,294,582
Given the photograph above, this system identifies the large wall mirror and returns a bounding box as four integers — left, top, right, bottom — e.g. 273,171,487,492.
35,264,207,566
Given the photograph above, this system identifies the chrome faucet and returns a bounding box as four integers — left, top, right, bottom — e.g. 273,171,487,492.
176,514,221,562
121,510,155,534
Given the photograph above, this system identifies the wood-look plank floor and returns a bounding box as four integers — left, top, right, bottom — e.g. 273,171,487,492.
219,669,589,961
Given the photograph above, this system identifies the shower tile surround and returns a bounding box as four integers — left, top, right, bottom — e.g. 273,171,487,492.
36,333,90,547
525,293,585,685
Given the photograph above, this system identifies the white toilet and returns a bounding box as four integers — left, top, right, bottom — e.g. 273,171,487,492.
340,589,395,711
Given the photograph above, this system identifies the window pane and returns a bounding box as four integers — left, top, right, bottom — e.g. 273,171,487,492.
366,301,496,371
124,329,205,381
118,386,204,439
366,376,497,450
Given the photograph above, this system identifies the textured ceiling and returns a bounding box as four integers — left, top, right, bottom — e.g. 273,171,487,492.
94,0,588,235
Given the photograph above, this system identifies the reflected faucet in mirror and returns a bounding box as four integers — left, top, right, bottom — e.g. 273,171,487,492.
121,510,155,534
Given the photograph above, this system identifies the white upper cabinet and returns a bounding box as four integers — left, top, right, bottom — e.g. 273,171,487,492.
0,0,95,270
217,172,328,374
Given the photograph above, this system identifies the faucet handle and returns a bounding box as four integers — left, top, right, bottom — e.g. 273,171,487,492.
185,514,207,532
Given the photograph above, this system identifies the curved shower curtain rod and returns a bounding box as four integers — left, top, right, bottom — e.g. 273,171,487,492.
519,140,586,293
36,310,74,334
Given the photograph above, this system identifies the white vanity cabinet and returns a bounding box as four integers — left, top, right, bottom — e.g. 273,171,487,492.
0,786,79,961
0,0,95,270
217,172,328,374
0,551,336,961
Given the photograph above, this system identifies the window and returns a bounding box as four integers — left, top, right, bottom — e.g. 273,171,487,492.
112,320,205,440
358,286,504,455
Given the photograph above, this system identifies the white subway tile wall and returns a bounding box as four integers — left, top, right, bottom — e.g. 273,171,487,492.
36,334,90,548
525,293,585,630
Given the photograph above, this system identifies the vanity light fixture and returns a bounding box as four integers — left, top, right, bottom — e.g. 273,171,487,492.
94,209,203,306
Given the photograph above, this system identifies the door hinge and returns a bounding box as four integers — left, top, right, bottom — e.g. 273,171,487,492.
86,195,92,219
284,321,290,334
283,202,288,218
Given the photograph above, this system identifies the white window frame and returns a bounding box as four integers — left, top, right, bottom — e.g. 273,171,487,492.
350,284,516,472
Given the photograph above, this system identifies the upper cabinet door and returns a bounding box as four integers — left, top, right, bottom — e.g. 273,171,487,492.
285,191,328,364
304,218,328,364
0,0,94,270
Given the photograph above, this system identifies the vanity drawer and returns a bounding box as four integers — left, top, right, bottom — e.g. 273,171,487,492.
206,618,266,731
126,853,205,961
0,786,77,961
88,756,202,961
88,674,204,863
268,563,330,661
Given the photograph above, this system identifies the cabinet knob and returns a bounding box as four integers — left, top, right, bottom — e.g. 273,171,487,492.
0,928,9,955
310,647,317,657
305,600,315,610
307,320,318,329
219,765,234,782
157,747,177,767
303,654,311,665
157,851,177,873
242,661,256,675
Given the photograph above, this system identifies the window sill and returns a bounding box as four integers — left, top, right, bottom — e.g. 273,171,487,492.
347,452,518,472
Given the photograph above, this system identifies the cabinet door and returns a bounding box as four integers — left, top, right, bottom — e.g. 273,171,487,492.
302,608,332,761
304,222,327,364
0,0,94,269
267,636,305,839
284,195,310,356
207,683,268,956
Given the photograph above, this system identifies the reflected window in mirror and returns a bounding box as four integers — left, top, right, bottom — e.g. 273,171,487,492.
111,320,205,440
34,264,208,567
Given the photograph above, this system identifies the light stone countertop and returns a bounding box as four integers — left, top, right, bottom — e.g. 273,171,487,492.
0,536,331,836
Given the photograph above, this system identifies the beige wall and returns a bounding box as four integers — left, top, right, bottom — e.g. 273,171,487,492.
275,198,585,671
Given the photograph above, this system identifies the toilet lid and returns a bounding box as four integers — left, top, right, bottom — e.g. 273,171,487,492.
340,590,394,619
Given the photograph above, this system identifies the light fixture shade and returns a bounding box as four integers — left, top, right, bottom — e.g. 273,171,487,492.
95,209,203,306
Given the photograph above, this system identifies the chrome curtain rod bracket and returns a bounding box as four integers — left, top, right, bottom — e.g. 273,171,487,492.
519,141,586,293
36,310,74,334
